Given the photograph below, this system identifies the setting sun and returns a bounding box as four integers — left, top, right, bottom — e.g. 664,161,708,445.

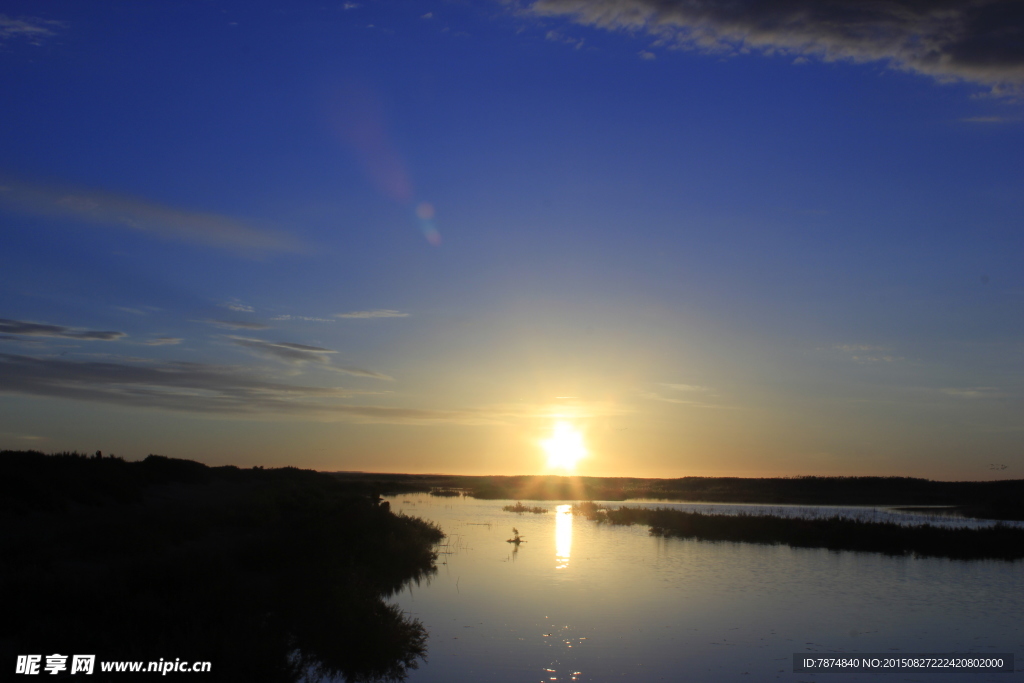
541,421,587,471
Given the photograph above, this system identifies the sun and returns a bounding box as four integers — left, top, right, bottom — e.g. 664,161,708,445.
541,421,587,471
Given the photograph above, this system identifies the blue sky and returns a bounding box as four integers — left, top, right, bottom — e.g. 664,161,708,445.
1,1,1023,478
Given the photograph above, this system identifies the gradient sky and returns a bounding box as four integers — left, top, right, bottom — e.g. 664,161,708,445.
2,0,1023,479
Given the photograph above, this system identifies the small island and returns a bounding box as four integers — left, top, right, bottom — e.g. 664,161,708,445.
502,501,549,514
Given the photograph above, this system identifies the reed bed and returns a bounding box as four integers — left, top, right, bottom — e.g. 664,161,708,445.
502,501,549,514
573,503,1024,561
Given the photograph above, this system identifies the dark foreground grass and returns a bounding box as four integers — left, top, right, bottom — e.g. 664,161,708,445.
573,503,1024,561
1,450,445,683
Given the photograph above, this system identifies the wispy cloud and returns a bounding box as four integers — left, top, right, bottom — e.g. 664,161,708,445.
322,364,395,381
545,29,585,49
0,431,47,442
528,0,1024,95
220,299,255,313
0,179,305,254
228,336,336,365
271,315,335,322
662,383,707,392
640,390,729,408
227,336,392,379
0,353,484,423
143,337,183,346
0,318,125,341
939,387,1007,399
834,343,898,363
0,15,63,45
961,116,1019,123
205,319,271,330
335,309,409,319
0,335,44,345
640,383,728,408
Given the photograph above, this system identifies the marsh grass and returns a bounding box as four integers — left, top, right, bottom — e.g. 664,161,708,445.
428,488,463,497
573,503,1024,561
502,501,549,514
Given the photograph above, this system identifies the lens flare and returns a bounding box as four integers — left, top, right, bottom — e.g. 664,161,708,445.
415,202,441,245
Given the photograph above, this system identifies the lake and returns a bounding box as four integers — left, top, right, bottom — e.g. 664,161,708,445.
388,493,1022,682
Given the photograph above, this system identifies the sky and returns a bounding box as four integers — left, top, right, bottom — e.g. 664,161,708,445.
1,0,1023,479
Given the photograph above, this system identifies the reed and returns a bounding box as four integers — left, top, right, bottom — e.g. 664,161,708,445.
502,501,549,514
573,503,1024,561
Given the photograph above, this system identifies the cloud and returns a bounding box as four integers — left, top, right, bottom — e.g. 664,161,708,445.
640,390,729,408
0,335,45,345
527,0,1024,94
0,15,62,44
0,353,490,423
323,364,395,381
270,315,335,322
228,336,336,364
143,337,183,346
205,319,271,330
335,309,409,319
961,115,1019,123
662,383,707,392
227,336,392,379
220,299,255,313
546,29,586,49
641,384,728,408
939,386,1006,399
0,318,126,341
0,179,305,254
834,343,899,363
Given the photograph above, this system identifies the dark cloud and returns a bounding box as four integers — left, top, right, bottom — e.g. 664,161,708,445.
0,353,484,423
0,318,126,341
528,0,1024,93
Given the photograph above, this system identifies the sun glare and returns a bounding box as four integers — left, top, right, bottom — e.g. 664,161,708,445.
541,421,587,471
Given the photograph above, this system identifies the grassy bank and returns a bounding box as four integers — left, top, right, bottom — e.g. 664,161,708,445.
1,450,444,682
573,503,1024,561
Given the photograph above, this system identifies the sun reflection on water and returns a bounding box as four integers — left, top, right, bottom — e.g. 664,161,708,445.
555,504,572,569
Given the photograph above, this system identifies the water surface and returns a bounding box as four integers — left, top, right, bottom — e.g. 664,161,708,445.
390,494,1022,682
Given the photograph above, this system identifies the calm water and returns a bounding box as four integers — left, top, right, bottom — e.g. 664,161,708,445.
388,494,1022,682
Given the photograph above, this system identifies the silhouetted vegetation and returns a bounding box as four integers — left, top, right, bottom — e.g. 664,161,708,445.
573,503,1024,561
330,472,1024,520
428,488,462,497
1,450,444,682
502,502,548,514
